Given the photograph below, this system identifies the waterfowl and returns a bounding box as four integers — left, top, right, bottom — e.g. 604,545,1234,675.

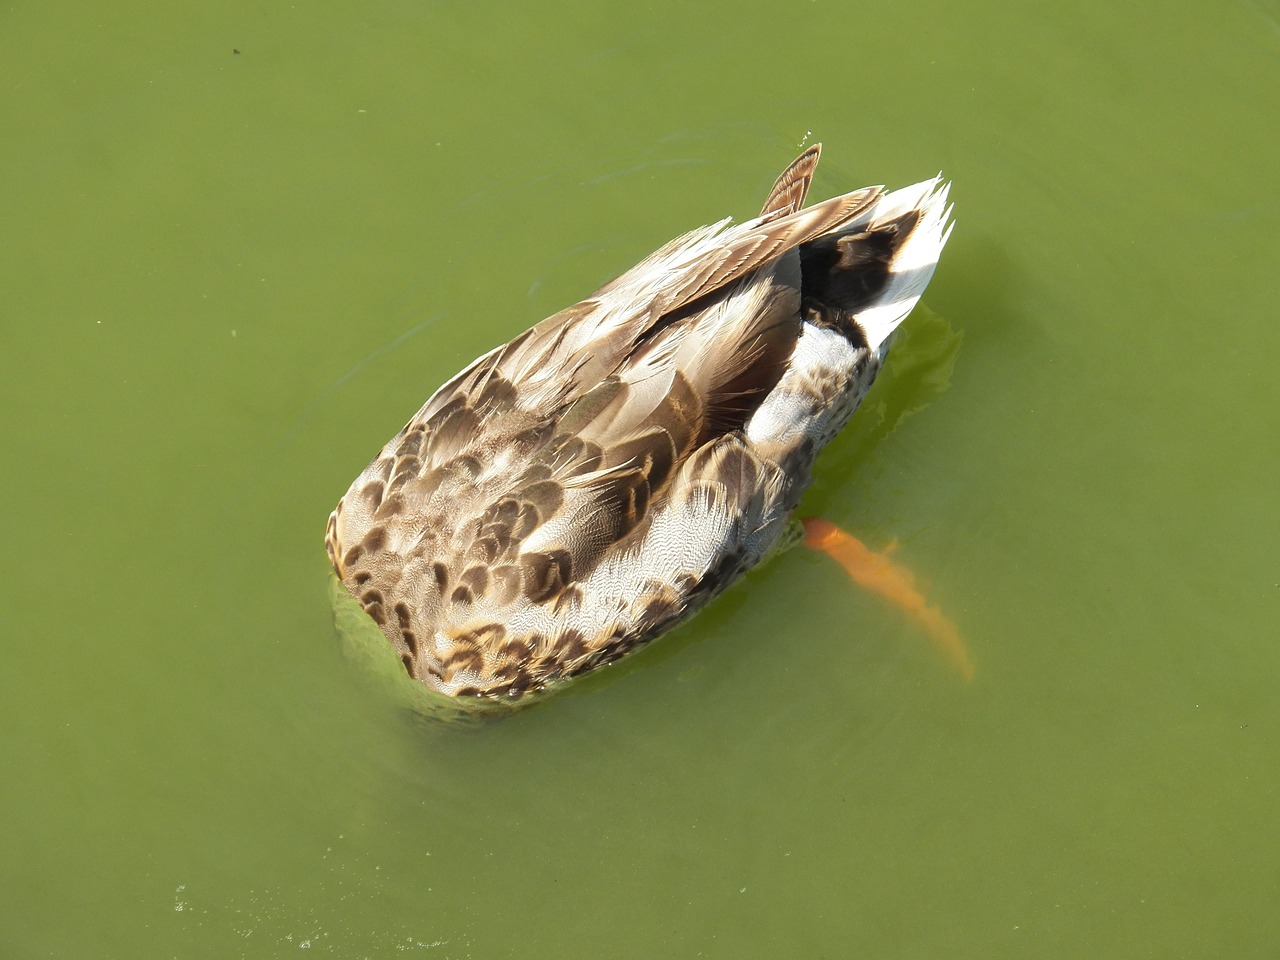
326,145,954,711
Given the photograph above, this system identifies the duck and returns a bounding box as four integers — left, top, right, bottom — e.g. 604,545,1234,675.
325,144,954,712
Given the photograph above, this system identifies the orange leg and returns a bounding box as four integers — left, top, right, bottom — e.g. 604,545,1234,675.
802,517,974,681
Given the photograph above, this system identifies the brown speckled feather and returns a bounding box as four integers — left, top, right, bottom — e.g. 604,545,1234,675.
326,147,953,706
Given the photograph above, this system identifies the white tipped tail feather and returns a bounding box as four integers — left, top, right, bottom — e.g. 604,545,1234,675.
850,176,954,355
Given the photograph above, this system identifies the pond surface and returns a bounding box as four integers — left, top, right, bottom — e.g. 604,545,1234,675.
3,1,1278,957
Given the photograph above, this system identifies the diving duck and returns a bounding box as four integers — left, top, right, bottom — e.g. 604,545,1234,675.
326,145,953,709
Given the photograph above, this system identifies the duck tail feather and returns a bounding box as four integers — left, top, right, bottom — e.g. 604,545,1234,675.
801,177,953,353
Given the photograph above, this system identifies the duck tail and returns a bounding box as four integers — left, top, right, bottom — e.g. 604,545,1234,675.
800,177,953,355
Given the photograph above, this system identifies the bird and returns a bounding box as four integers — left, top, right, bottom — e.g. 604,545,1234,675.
325,144,953,715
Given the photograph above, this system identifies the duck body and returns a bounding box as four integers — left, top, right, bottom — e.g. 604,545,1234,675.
326,146,952,708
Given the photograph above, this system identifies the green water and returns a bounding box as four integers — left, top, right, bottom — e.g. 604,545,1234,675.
3,1,1278,957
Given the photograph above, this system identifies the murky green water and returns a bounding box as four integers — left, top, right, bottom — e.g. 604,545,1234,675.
4,1,1278,957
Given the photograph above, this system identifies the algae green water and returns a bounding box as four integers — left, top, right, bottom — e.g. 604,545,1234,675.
3,1,1277,957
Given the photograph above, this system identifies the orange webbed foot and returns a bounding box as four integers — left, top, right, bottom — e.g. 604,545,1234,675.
802,517,974,681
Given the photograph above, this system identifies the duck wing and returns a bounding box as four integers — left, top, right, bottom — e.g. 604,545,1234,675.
409,177,883,430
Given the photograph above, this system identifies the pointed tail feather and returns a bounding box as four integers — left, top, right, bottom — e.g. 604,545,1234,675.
848,178,954,353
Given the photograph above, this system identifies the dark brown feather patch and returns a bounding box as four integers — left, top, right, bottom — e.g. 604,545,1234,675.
521,549,573,603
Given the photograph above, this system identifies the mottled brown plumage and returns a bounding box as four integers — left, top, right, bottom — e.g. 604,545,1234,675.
327,145,953,711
